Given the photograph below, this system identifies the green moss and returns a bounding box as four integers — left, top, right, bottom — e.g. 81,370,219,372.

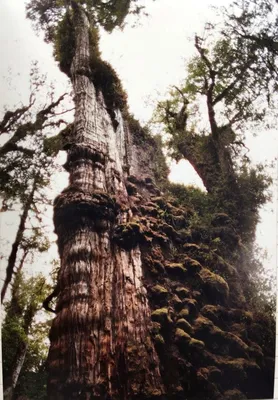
123,112,155,146
189,338,205,349
176,318,193,334
113,221,144,249
152,260,165,274
151,322,161,335
154,334,165,345
183,298,198,314
151,285,168,303
54,11,75,75
172,294,183,310
152,285,168,295
222,389,247,400
194,316,215,333
199,268,229,300
175,328,191,348
151,308,170,324
183,243,202,252
184,257,202,273
43,133,64,156
175,287,190,299
178,308,190,319
175,328,191,340
165,263,187,276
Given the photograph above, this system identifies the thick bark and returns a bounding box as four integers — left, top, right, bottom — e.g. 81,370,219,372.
48,5,164,399
1,181,36,303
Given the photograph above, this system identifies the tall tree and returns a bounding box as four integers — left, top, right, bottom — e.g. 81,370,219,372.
24,1,275,399
154,25,273,241
26,1,164,399
0,65,69,300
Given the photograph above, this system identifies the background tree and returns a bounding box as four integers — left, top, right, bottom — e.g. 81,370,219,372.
2,271,52,400
154,23,274,242
0,64,70,300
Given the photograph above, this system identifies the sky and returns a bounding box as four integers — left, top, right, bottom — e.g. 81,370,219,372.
0,0,277,284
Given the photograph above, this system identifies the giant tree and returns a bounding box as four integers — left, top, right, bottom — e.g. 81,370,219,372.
23,1,277,399
26,1,165,399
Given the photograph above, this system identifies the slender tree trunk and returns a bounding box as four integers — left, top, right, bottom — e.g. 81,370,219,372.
3,251,34,400
3,342,28,400
48,5,164,399
1,181,36,303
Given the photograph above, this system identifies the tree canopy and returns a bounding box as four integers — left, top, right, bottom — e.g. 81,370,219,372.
26,0,147,41
153,4,275,241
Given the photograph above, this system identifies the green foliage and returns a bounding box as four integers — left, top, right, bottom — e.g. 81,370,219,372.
151,135,170,187
53,10,75,75
2,272,51,379
27,0,147,42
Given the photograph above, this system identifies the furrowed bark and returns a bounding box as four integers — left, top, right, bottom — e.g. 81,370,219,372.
48,5,164,399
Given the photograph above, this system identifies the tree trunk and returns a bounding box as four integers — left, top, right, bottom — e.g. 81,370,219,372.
48,5,164,399
1,181,36,303
3,252,34,400
3,342,28,400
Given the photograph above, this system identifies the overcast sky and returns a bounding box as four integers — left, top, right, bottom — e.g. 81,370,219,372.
0,0,277,281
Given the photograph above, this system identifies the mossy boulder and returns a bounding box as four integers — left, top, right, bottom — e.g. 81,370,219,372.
199,268,229,301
